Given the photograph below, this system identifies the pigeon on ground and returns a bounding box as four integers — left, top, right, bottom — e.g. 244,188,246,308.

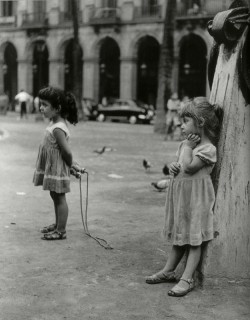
93,146,115,154
143,159,151,171
151,179,170,191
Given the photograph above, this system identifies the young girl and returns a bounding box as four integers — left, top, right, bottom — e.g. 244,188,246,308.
33,86,80,240
146,97,223,297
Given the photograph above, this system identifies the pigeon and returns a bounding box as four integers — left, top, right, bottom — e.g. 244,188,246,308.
151,179,170,191
162,164,170,176
93,146,115,155
143,159,151,171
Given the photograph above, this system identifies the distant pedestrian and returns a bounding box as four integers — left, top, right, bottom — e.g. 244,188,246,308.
165,93,181,141
15,89,32,119
146,97,223,297
33,86,80,240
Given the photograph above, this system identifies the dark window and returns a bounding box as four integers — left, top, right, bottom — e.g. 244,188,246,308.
2,1,16,16
33,0,46,14
101,0,116,8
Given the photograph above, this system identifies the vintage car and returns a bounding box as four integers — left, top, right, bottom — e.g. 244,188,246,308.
96,99,154,124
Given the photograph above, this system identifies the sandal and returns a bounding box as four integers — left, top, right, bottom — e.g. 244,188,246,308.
40,223,56,233
41,230,66,240
145,271,176,284
168,278,195,297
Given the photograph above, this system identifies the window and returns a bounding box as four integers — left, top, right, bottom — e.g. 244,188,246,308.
101,0,116,8
1,1,17,17
33,0,46,14
142,0,158,7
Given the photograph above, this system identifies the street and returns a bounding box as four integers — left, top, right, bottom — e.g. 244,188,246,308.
0,113,249,320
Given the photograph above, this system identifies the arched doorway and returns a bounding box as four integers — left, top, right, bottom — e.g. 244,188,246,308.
99,37,120,103
136,36,160,107
64,39,83,94
178,33,207,98
32,41,49,98
3,42,17,109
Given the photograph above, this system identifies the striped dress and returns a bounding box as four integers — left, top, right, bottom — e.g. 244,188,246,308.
33,121,71,193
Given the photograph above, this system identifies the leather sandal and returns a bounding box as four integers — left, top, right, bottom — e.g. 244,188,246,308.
41,230,66,240
40,223,56,233
168,278,195,297
145,271,176,284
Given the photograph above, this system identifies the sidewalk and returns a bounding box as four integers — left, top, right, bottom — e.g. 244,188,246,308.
0,114,249,320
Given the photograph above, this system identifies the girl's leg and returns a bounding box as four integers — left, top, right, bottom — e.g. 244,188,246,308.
146,245,186,283
162,245,186,272
181,245,201,281
168,245,201,295
50,191,58,227
52,192,68,233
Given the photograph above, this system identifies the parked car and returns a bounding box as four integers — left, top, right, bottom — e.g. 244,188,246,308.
82,98,98,120
96,99,154,124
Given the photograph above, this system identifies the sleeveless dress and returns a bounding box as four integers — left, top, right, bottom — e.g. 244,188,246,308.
163,142,217,246
33,121,71,193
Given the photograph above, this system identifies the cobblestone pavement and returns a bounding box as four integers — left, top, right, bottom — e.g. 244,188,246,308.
0,113,249,320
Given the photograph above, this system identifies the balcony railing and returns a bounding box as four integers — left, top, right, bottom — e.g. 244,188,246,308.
59,11,83,24
22,12,48,27
0,16,16,26
176,2,228,19
134,5,163,19
89,7,121,25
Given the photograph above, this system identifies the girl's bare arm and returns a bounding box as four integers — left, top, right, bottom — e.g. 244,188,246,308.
53,128,73,167
182,134,205,174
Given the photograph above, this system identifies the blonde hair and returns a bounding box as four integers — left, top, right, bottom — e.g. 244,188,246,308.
179,97,223,144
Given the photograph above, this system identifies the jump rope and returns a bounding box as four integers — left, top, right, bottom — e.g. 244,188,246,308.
70,168,113,250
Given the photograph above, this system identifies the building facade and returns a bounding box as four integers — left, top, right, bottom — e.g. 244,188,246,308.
0,0,233,109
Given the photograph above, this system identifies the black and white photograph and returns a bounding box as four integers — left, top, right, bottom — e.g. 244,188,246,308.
0,0,250,319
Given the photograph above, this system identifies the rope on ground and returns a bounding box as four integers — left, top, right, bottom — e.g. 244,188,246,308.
78,173,113,250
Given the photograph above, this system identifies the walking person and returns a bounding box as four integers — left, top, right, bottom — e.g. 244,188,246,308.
15,89,32,119
165,93,181,141
146,97,223,297
33,86,80,240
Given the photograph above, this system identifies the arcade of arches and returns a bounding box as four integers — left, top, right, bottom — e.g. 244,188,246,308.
1,34,208,109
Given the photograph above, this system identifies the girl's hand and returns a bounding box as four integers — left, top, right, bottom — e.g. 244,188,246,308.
169,162,181,176
183,133,201,149
71,162,81,172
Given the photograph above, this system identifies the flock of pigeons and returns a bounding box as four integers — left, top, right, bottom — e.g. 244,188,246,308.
93,146,170,192
142,159,170,192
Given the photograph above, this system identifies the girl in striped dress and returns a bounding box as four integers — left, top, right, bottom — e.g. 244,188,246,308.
33,87,79,240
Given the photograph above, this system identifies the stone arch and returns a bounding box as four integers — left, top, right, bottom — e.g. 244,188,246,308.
130,31,161,58
91,36,121,102
90,34,121,59
178,32,208,98
0,41,18,108
135,35,160,106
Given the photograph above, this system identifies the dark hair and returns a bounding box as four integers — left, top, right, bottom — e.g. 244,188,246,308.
179,97,223,144
38,86,78,125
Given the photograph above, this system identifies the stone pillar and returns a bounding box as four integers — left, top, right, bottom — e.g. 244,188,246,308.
0,60,4,93
120,57,137,100
172,56,179,95
83,57,99,101
17,59,33,94
49,59,61,88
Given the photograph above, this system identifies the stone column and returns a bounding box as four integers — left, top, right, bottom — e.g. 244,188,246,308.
172,56,179,95
0,60,4,93
120,56,137,100
82,57,99,101
17,59,33,94
49,58,61,88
